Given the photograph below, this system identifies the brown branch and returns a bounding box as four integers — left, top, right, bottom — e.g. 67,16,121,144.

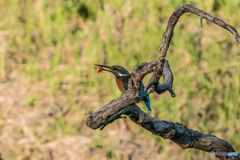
146,4,240,94
87,105,239,160
86,4,240,160
145,60,175,97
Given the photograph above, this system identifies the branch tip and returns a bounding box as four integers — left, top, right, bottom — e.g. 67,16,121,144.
200,16,203,28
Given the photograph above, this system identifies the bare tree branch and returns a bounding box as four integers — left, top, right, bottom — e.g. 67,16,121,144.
86,4,240,160
147,4,240,94
145,60,175,97
87,105,239,160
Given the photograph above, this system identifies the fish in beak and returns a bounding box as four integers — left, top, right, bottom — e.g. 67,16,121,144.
94,64,114,73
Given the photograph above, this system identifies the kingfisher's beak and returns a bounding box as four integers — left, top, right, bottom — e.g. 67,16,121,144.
94,64,114,73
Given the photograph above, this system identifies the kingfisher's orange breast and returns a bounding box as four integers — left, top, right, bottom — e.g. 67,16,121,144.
115,77,126,94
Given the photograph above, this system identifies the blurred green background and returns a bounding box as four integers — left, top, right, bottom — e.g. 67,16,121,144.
0,0,239,160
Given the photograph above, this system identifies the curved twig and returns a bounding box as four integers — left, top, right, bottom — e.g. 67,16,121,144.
146,4,240,94
145,60,175,97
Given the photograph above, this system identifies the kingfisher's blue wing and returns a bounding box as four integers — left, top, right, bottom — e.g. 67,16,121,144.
123,80,129,91
144,96,151,111
140,83,152,111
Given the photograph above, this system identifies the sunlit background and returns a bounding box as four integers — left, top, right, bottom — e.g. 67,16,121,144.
0,0,239,159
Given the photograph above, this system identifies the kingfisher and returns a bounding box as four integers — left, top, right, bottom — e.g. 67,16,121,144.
94,64,152,111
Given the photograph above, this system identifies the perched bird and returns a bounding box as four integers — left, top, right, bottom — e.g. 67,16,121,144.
95,64,151,111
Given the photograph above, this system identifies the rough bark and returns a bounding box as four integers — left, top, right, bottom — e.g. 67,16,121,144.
86,4,240,160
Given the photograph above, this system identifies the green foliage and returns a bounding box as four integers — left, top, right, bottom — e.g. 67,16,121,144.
0,0,239,159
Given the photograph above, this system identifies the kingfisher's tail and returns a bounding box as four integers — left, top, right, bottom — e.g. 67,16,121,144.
144,96,151,111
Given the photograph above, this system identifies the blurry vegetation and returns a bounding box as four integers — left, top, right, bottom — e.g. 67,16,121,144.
0,0,239,159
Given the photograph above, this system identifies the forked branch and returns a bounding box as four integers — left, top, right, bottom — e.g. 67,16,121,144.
87,4,240,160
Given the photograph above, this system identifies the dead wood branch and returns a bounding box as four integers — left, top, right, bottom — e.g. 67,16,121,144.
87,4,240,160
